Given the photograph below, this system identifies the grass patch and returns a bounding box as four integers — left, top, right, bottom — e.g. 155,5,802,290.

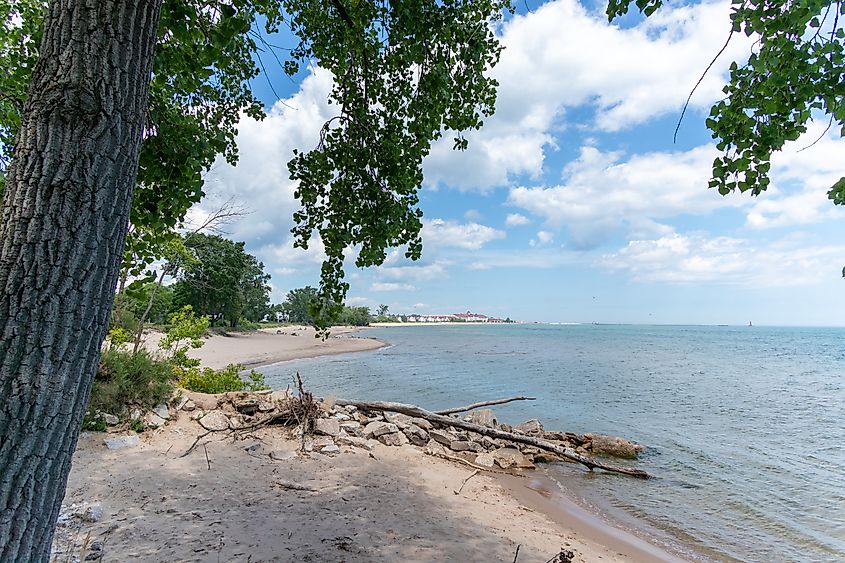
178,364,269,394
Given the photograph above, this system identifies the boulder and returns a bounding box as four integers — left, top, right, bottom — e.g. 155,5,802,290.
270,450,296,461
449,440,471,452
102,413,119,426
384,412,411,430
152,403,170,420
424,439,446,456
378,431,409,447
320,444,341,455
315,418,341,437
333,413,351,421
144,412,166,429
174,396,190,411
429,429,455,446
492,447,534,469
182,399,197,412
589,434,644,459
103,435,139,450
198,410,230,431
514,419,543,436
467,409,496,427
403,424,429,447
363,421,397,438
81,504,103,523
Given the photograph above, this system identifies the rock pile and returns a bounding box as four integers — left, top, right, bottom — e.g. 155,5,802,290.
175,390,645,469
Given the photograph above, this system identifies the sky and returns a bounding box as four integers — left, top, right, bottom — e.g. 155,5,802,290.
195,0,845,326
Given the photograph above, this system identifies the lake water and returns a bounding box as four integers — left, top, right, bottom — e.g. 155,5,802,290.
262,324,845,562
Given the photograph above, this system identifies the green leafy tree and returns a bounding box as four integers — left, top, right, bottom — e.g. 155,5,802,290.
338,305,373,326
281,286,321,324
607,0,845,212
172,234,270,327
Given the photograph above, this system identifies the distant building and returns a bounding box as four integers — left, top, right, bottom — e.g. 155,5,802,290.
453,311,488,322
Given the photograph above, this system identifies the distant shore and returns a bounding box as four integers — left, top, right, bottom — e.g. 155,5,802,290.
370,321,521,327
142,325,385,370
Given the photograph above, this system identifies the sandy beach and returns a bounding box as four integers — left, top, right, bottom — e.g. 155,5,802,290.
143,326,385,370
56,326,684,562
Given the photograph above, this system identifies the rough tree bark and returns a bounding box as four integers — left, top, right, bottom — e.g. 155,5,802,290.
0,1,163,560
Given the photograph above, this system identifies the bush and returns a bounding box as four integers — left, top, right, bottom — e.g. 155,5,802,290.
91,349,174,415
178,364,269,394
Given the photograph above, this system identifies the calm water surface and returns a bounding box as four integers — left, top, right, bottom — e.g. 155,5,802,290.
263,324,845,562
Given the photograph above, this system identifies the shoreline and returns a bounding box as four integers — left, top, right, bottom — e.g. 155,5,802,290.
127,326,684,562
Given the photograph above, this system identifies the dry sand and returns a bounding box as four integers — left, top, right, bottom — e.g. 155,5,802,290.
143,326,384,370
54,326,686,562
56,416,680,562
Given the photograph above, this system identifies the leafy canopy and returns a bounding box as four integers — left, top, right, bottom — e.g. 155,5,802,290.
607,0,844,205
281,0,511,327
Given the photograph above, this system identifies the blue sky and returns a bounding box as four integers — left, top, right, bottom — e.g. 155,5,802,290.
197,0,845,325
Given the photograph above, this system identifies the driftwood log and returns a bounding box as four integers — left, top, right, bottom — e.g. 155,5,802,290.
436,396,536,415
336,399,649,478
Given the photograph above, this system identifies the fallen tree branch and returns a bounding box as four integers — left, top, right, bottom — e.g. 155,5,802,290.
454,469,479,495
336,399,650,478
436,396,536,415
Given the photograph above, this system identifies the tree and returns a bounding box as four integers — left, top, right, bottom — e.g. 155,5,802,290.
172,234,270,327
281,286,321,324
377,304,390,317
0,2,163,559
607,0,845,208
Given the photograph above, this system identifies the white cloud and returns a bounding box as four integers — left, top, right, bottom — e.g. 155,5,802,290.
423,0,749,191
377,262,448,282
505,213,531,227
529,230,555,247
508,144,739,247
198,67,334,254
370,282,416,292
421,219,505,250
599,232,845,286
744,124,845,229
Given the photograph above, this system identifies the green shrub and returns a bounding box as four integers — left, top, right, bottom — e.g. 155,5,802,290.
91,349,174,415
178,364,269,394
129,417,145,433
81,412,107,432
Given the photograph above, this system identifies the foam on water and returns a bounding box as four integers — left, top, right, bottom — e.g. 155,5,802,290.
263,324,845,561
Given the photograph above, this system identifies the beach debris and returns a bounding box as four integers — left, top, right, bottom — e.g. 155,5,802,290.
197,411,230,431
334,399,650,478
315,418,341,437
103,435,139,450
466,409,496,427
454,469,480,495
436,395,536,415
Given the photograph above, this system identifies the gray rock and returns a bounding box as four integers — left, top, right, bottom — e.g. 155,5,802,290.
104,435,140,450
467,441,485,453
429,429,455,446
130,408,142,421
144,412,166,429
378,431,409,447
174,396,189,411
257,400,275,413
102,413,119,426
336,435,372,450
424,439,447,456
270,450,296,461
403,424,429,447
449,440,471,452
320,444,341,455
492,447,533,469
363,421,397,438
589,434,644,459
384,412,411,430
197,410,230,431
474,452,495,468
315,418,341,437
243,442,263,453
514,419,544,436
81,504,103,523
467,409,496,427
152,403,171,420
234,398,258,415
182,399,197,412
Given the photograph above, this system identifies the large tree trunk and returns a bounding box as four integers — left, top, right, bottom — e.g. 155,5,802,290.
0,1,162,560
